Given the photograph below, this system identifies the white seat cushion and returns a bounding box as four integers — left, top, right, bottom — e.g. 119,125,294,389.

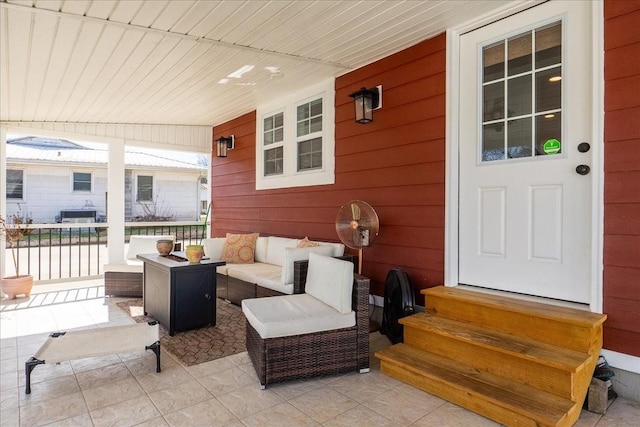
203,237,226,260
305,253,354,314
242,293,355,339
316,241,345,257
227,263,282,284
103,260,143,273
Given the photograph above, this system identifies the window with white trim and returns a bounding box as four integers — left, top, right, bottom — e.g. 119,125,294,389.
256,80,335,190
136,175,154,202
7,169,24,200
72,171,92,192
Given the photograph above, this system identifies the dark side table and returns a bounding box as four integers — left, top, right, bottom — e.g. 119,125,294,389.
137,253,225,336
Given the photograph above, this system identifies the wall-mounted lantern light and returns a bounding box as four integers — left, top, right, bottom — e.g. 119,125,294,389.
216,135,235,157
348,85,382,124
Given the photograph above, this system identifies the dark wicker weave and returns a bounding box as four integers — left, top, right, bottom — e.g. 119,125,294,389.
246,259,370,387
104,271,143,297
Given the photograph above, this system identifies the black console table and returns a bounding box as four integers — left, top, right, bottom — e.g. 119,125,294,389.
137,253,225,336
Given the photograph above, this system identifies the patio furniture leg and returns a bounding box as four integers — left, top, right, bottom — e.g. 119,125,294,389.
146,341,161,373
25,357,45,394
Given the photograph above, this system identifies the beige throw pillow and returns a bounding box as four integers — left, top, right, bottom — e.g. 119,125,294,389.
297,237,319,248
221,233,259,264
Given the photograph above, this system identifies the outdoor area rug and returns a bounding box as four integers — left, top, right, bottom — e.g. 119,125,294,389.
116,298,246,366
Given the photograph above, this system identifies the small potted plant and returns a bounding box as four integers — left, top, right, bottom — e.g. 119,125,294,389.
0,214,34,299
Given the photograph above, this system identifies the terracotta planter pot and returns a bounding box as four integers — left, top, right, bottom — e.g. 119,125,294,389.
1,275,34,299
185,244,205,264
156,239,173,256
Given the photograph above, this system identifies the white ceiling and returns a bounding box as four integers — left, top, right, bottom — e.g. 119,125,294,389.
1,0,518,127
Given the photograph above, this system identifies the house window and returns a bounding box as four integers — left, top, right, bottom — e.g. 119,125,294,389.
137,175,153,202
296,98,323,171
263,112,284,176
7,169,24,200
72,172,92,192
255,79,335,190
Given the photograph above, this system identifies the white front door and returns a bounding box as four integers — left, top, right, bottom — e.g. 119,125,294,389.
458,1,593,303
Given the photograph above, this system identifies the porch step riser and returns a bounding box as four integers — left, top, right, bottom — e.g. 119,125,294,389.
425,290,602,352
402,327,581,400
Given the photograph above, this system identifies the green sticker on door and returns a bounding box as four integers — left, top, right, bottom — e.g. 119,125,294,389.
543,138,561,155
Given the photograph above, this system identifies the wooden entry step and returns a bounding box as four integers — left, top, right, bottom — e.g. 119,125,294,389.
375,285,607,427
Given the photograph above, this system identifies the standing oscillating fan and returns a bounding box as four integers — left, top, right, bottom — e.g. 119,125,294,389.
335,200,379,275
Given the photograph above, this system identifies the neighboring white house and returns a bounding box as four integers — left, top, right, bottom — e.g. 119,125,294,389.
6,136,208,223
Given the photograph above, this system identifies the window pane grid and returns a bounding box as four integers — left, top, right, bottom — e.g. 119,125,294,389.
297,99,322,137
137,175,153,202
264,112,284,146
298,137,322,171
481,21,562,162
73,172,92,192
7,169,24,199
265,147,283,176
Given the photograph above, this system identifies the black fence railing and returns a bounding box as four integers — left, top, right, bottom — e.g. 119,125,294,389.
3,222,205,282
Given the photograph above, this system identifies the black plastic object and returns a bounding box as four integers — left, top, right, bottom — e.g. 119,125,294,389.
380,268,415,344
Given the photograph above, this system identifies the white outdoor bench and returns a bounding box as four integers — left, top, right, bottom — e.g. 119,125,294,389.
25,322,160,394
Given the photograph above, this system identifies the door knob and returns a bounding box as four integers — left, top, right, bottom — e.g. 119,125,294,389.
578,142,591,153
576,165,590,175
205,293,211,299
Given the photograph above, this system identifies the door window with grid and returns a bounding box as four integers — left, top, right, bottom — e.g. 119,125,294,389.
481,21,562,162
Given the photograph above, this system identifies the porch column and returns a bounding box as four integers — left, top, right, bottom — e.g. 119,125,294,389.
0,127,6,278
106,140,126,264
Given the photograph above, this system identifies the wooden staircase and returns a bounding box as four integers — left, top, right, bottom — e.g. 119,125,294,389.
375,286,607,427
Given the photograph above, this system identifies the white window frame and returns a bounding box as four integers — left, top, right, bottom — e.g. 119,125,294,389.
71,170,93,193
6,168,25,201
136,173,154,203
256,79,335,190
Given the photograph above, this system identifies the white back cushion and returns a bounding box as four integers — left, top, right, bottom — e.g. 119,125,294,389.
202,238,226,260
316,241,345,257
304,253,354,314
265,236,299,266
254,237,269,263
281,245,334,285
126,235,174,260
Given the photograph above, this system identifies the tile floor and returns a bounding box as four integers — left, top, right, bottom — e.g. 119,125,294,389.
1,279,639,427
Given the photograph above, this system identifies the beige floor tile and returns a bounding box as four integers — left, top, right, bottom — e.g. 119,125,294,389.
185,355,234,378
591,397,640,427
1,369,18,391
217,383,285,419
82,376,145,411
362,385,446,426
163,398,238,427
89,395,160,427
269,377,330,401
412,401,501,427
45,412,94,426
135,365,192,393
123,350,176,377
197,366,257,397
1,385,19,411
1,357,18,374
19,391,88,427
289,385,359,423
328,370,401,403
148,379,212,415
18,361,74,387
76,362,134,390
241,402,320,427
19,375,80,406
0,406,19,427
134,417,170,427
322,405,402,427
0,343,18,361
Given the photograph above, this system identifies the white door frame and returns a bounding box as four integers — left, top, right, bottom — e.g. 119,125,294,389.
444,0,605,313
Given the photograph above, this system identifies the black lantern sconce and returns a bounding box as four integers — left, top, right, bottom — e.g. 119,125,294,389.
348,85,382,124
216,135,235,158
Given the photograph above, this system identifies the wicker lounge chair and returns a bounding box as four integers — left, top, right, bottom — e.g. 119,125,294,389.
243,254,370,388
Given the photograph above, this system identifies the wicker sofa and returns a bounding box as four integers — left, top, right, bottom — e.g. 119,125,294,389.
104,235,175,297
202,235,346,306
242,253,370,388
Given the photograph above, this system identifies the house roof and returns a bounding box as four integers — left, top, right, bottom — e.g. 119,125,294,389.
6,137,206,170
0,0,522,127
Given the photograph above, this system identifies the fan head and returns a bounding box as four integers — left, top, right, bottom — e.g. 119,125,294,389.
335,200,379,249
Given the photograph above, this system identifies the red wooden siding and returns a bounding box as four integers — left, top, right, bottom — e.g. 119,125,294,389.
603,0,640,357
211,35,447,301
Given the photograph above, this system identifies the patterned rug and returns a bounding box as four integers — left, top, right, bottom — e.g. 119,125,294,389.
116,298,246,366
